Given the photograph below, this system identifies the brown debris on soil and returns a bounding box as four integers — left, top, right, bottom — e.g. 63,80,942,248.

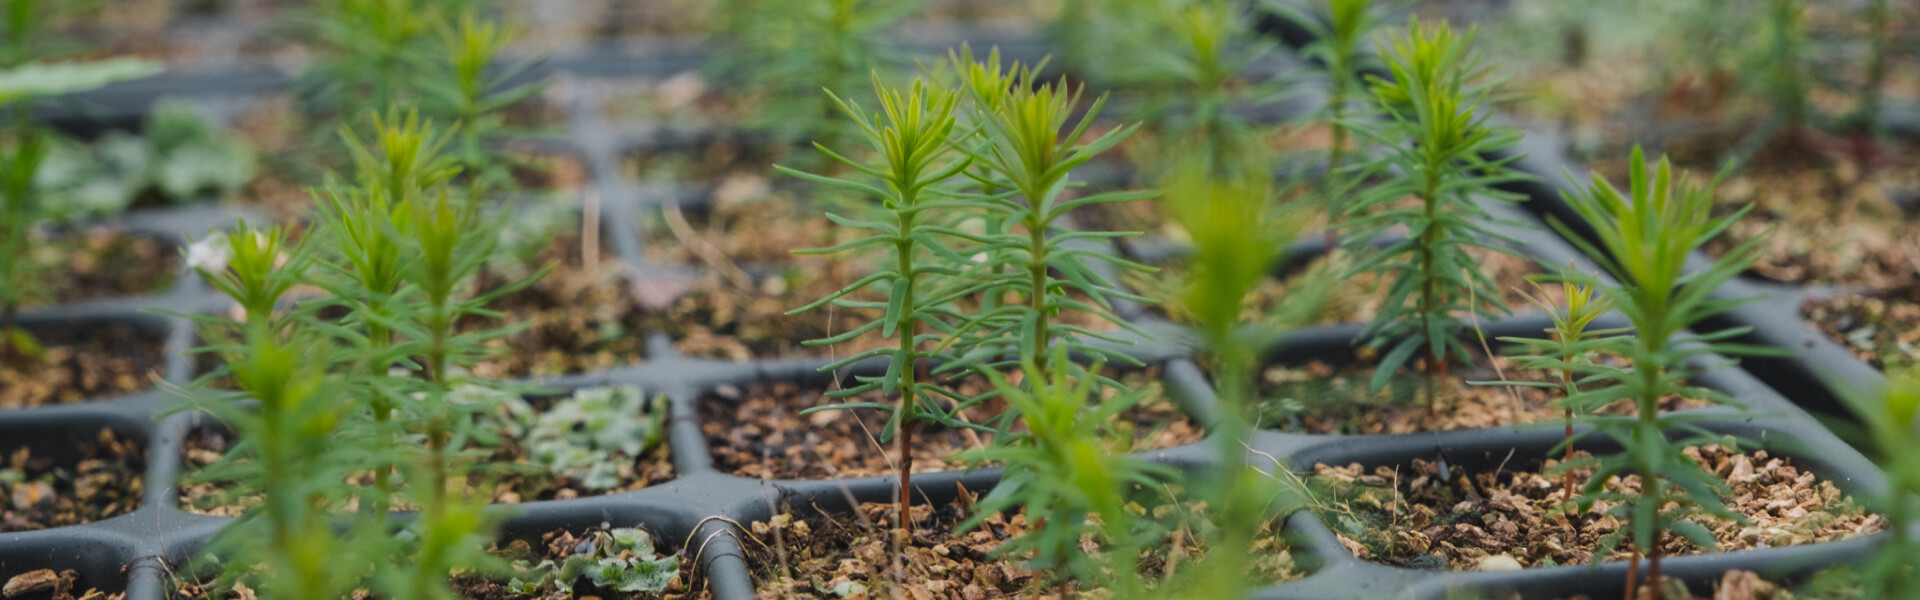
468,228,650,379
1312,445,1884,571
642,184,1124,361
22,231,178,307
180,394,675,516
1136,245,1558,329
0,428,145,532
1803,288,1920,371
1251,356,1708,435
745,496,1298,599
1500,569,1795,600
1686,160,1920,287
702,367,1202,480
0,322,166,408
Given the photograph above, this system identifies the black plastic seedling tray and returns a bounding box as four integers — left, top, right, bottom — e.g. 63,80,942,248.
0,14,1895,600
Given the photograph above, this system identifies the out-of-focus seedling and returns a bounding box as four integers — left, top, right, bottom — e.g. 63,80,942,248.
0,57,160,362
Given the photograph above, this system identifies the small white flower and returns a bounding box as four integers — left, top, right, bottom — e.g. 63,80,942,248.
185,232,232,273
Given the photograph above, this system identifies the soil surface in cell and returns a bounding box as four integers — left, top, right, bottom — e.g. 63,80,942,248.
743,496,1299,599
22,231,178,306
0,321,166,408
467,226,650,379
1134,244,1560,330
180,391,675,516
115,526,708,599
1543,569,1799,600
643,186,1126,361
1313,444,1885,571
1248,355,1710,435
0,428,145,532
701,366,1202,480
1803,287,1920,371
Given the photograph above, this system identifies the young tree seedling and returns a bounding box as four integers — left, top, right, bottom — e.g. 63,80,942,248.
1127,0,1280,179
777,76,975,533
1547,146,1780,600
1803,366,1920,597
951,58,1155,385
958,347,1172,591
182,223,383,600
1274,0,1386,250
708,0,912,154
1346,18,1527,414
423,9,545,190
1501,272,1614,500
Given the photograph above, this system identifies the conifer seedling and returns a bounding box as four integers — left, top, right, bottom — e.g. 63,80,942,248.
948,58,1156,384
1273,0,1386,249
1546,146,1782,600
777,76,977,532
1500,272,1615,500
1346,18,1527,413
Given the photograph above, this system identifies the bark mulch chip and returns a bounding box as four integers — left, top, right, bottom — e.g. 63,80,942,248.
2,568,130,600
0,322,166,408
1311,445,1885,572
0,428,144,533
702,367,1202,480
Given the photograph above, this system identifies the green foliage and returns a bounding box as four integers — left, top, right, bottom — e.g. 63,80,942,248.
298,1,544,186
1801,367,1920,598
1123,0,1283,176
185,110,549,597
422,10,545,189
1142,153,1326,600
0,133,47,329
506,526,679,595
1758,0,1810,130
949,56,1154,381
1345,18,1527,397
1270,0,1386,233
35,102,259,220
498,385,669,492
707,0,913,149
1159,162,1295,359
179,222,381,600
959,348,1174,588
300,0,462,120
778,75,978,529
1500,274,1616,421
1051,0,1160,86
0,58,158,104
0,56,158,361
1542,146,1782,569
